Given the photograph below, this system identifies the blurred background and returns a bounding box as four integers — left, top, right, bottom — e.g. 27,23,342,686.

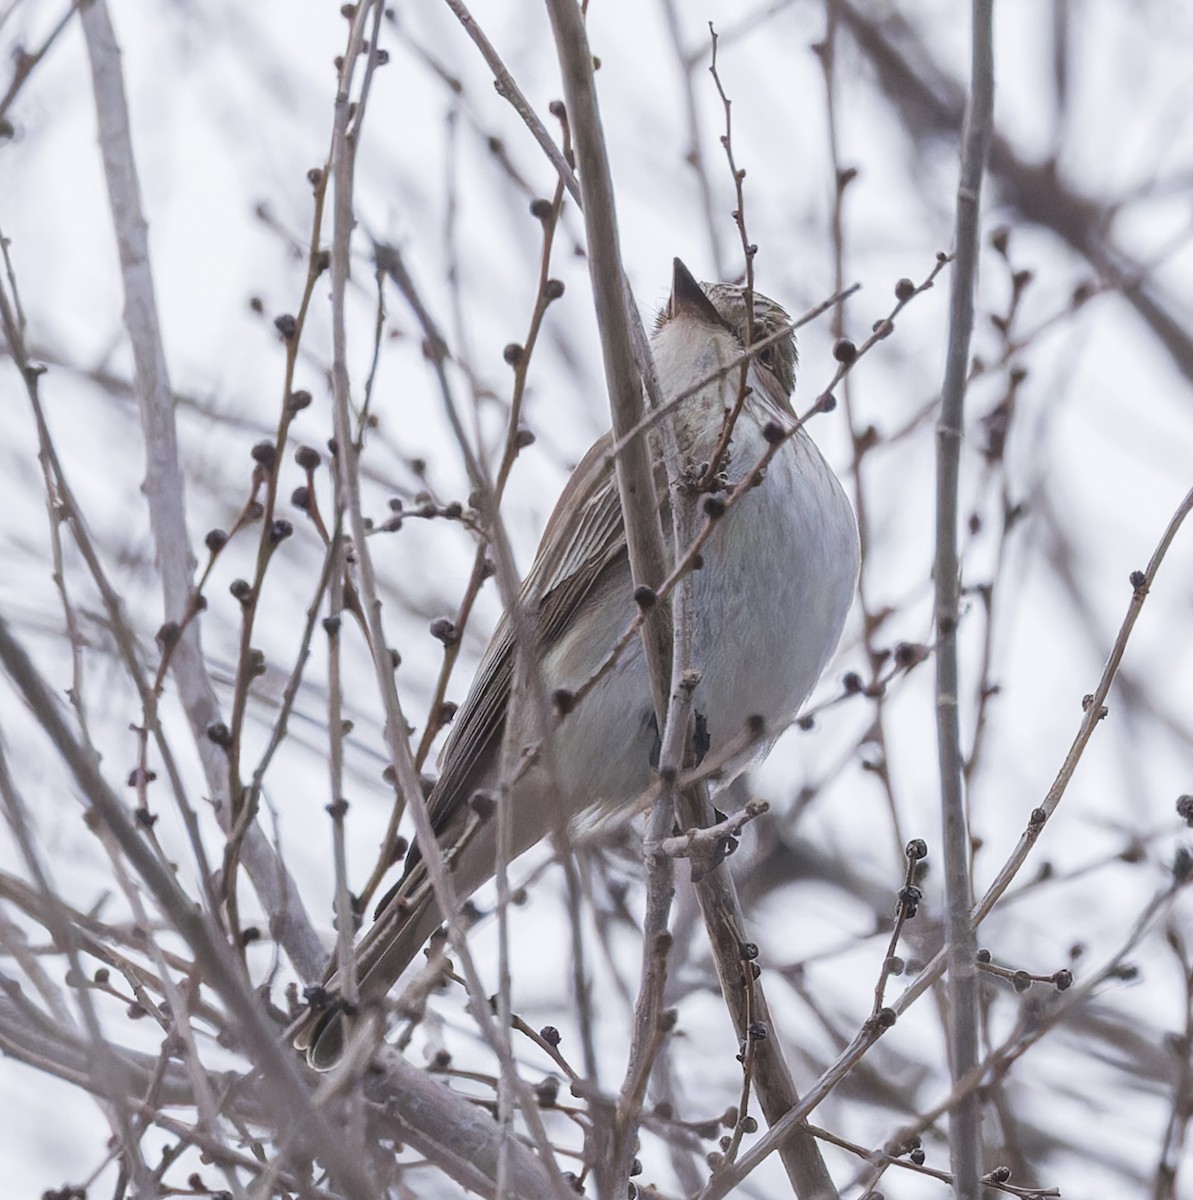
1,1,1192,1195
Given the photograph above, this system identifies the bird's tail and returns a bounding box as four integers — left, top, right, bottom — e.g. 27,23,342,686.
293,874,444,1070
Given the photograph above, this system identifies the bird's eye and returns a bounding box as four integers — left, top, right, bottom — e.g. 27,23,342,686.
758,345,775,369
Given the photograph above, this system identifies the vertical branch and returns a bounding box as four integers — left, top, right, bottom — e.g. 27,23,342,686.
79,0,323,979
544,0,672,720
935,4,994,1198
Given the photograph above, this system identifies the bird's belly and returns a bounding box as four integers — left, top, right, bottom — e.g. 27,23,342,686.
688,432,857,745
541,428,857,815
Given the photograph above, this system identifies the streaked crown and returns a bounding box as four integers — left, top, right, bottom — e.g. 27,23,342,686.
656,262,798,399
702,283,798,398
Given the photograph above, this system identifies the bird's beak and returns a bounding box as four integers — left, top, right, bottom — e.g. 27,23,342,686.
670,258,724,327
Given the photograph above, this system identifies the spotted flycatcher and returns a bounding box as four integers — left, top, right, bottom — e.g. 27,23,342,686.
297,259,859,1066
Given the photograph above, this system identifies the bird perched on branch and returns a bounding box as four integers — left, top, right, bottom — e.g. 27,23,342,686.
295,259,859,1067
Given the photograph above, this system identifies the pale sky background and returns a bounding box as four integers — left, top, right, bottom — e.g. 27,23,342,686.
2,1,1193,1195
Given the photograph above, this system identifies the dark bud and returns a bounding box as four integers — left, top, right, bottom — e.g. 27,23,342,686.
1174,846,1193,884
126,765,154,788
437,701,459,726
248,648,266,678
837,165,858,189
251,441,277,470
630,1156,644,1175
1052,968,1073,991
274,313,298,340
820,392,838,413
797,714,815,731
229,579,252,602
374,47,390,65
429,618,459,646
534,1076,559,1108
762,420,785,445
633,585,657,609
553,688,577,716
909,1148,925,1165
127,1002,147,1020
443,501,463,518
390,648,401,669
703,496,726,520
543,278,565,301
206,722,232,748
894,641,928,669
832,337,857,364
1012,970,1032,993
325,798,349,820
246,500,265,522
540,1025,561,1046
314,249,331,274
905,837,928,861
876,1007,896,1029
514,427,536,450
156,622,182,650
548,99,566,120
270,519,293,544
529,198,553,220
894,277,916,302
741,1115,758,1134
1176,795,1193,826
1072,280,1096,306
990,226,1010,256
204,528,228,553
1028,807,1048,828
872,318,894,339
322,615,341,635
746,1021,768,1040
739,941,759,961
469,790,496,820
691,553,704,569
306,167,323,187
249,295,264,314
886,955,905,976
976,947,991,963
240,926,261,946
988,1166,1011,1184
842,671,863,694
291,486,310,511
1130,569,1147,590
503,342,524,366
287,388,313,414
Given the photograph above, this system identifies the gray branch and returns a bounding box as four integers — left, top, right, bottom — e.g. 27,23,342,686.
79,0,323,981
934,4,994,1198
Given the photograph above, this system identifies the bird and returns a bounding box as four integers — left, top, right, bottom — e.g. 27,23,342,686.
295,258,860,1067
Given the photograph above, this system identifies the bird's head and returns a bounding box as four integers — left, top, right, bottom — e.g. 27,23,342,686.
654,258,797,398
